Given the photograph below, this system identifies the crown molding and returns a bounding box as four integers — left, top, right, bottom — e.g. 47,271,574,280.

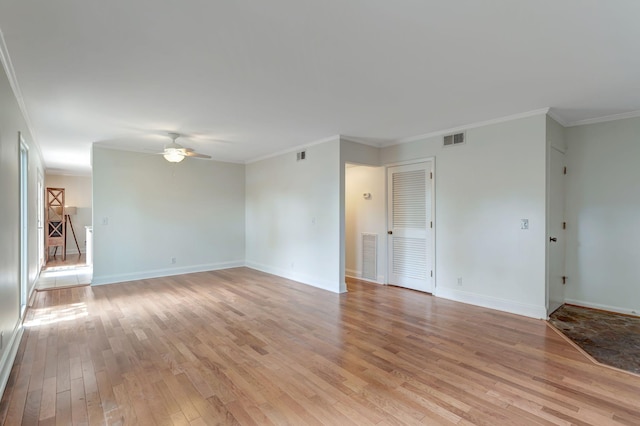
565,110,640,127
44,168,93,177
339,135,387,148
0,28,45,165
383,108,551,147
546,108,569,127
245,134,341,164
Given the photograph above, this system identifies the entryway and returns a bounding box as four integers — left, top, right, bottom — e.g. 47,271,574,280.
38,173,93,290
37,254,92,290
344,160,434,293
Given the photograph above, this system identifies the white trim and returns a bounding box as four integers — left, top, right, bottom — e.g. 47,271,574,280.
383,157,434,168
245,261,344,293
0,320,25,401
245,135,340,164
565,110,640,127
45,169,94,178
91,260,244,286
28,271,39,302
339,135,386,148
546,109,569,127
436,286,548,319
564,299,640,318
345,269,384,284
46,168,93,177
384,108,551,147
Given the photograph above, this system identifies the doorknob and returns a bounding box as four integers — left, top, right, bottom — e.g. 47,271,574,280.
388,231,393,235
549,237,557,242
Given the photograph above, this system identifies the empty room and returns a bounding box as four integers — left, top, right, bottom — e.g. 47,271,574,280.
1,1,639,425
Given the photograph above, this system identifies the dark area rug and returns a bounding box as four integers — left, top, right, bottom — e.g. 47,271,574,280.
549,304,640,374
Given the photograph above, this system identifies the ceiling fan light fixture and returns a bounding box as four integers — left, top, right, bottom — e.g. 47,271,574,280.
163,148,185,163
161,132,211,162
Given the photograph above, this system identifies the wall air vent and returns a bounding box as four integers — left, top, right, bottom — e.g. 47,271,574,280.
296,150,306,161
443,132,465,147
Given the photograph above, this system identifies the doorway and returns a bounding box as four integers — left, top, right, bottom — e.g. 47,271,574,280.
387,161,434,293
344,164,386,284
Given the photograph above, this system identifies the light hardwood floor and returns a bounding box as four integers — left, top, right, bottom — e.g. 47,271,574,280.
44,253,87,269
1,268,639,425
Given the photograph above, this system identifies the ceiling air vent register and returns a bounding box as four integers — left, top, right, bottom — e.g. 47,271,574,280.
443,132,465,147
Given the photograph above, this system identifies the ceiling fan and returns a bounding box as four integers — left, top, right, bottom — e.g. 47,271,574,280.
161,132,212,163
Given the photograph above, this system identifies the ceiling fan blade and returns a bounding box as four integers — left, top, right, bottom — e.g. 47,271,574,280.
184,152,211,159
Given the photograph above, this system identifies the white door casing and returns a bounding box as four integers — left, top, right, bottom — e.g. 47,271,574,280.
37,172,45,269
19,134,29,317
387,161,434,293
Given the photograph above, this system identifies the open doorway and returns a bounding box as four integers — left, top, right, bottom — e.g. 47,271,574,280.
38,173,93,290
344,163,386,285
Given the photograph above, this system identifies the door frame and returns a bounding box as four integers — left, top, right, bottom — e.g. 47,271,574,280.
385,157,436,292
37,170,45,270
19,132,29,317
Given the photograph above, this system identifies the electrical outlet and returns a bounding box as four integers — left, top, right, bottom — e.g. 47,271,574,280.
102,217,109,225
457,277,463,286
520,219,529,230
171,257,176,264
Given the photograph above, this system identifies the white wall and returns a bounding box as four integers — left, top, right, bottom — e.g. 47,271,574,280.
92,147,245,285
245,138,342,292
564,117,640,315
345,165,386,283
381,114,548,318
45,174,92,254
547,116,567,153
0,59,44,397
545,116,567,313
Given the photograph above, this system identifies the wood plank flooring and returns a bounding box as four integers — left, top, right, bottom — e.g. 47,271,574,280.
2,267,639,425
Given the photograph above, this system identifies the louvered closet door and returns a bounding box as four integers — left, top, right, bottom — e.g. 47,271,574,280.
387,162,433,293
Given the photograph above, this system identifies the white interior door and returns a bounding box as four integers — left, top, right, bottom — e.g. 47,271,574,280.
387,162,433,293
548,148,566,314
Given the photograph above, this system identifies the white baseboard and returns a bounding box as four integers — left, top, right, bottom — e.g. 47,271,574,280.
246,261,343,293
345,268,384,285
436,286,547,319
91,260,245,286
564,299,640,317
0,320,24,401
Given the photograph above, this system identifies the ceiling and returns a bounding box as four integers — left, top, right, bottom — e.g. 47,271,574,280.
1,1,639,175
